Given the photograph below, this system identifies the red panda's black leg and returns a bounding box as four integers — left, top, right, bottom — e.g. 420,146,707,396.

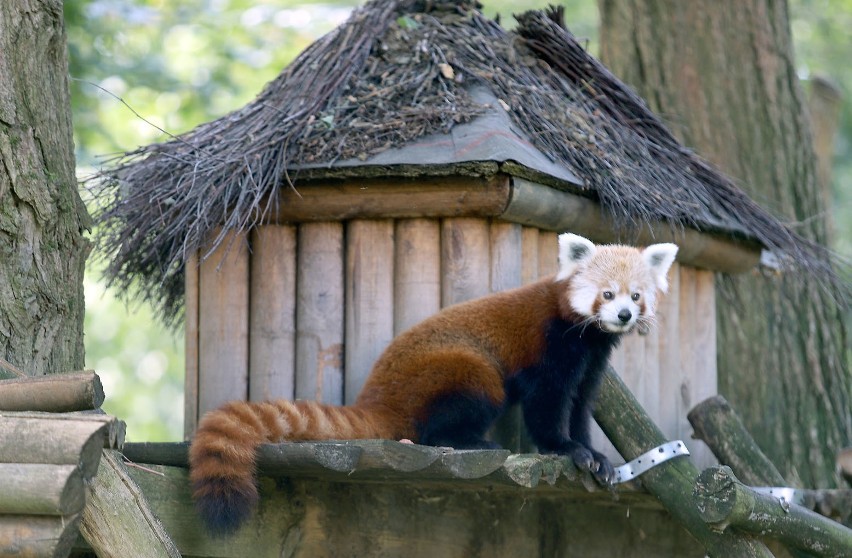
416,391,503,450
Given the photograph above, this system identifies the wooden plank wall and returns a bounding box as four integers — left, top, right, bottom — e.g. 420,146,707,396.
186,221,718,465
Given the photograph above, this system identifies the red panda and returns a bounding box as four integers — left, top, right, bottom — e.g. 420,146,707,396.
189,233,678,534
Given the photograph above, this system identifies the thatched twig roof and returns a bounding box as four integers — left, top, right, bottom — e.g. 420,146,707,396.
94,0,845,324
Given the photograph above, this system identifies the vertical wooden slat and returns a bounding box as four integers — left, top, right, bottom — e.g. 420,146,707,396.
197,231,250,417
691,269,717,468
677,265,698,458
520,227,540,285
657,262,682,444
249,225,297,402
488,223,526,452
489,222,522,292
183,252,199,439
345,220,395,404
642,322,661,425
537,230,559,278
619,334,647,414
393,219,441,335
440,218,490,307
295,222,344,405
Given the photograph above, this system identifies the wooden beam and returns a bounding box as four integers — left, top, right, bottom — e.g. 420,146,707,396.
79,450,181,558
393,219,441,335
0,415,108,478
197,230,250,415
0,371,103,412
249,225,297,402
184,251,200,439
344,219,394,404
440,218,490,307
0,514,81,558
295,222,344,404
0,464,84,515
593,367,773,556
687,395,786,486
695,466,852,558
503,178,761,273
271,175,511,222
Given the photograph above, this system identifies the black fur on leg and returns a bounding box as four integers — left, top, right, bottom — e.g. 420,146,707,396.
416,391,502,450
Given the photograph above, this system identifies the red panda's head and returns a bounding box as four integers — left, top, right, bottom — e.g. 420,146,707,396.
555,233,678,334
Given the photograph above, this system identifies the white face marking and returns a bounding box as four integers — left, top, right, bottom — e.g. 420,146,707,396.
599,294,640,333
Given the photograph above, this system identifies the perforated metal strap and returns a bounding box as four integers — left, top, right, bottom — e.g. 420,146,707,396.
752,486,804,506
613,440,690,484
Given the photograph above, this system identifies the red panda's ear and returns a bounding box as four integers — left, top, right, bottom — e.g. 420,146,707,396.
643,243,679,292
556,233,596,281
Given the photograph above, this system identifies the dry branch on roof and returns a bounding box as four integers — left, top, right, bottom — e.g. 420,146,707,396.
92,0,847,324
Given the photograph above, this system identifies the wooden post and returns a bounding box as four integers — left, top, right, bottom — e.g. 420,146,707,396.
0,515,81,558
694,466,852,558
184,251,200,439
295,222,344,405
441,218,490,307
537,230,558,278
0,371,104,412
656,262,682,446
488,222,526,451
393,219,441,335
687,396,786,486
0,464,84,515
520,227,539,285
691,269,717,469
197,230,250,417
594,368,773,556
250,225,297,402
79,450,181,558
345,219,394,404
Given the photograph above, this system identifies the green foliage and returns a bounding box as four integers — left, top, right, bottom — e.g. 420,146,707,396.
70,0,851,441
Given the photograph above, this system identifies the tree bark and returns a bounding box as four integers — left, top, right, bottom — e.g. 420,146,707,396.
599,0,851,488
0,0,90,375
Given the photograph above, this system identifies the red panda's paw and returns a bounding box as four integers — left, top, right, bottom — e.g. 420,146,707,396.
566,444,614,486
589,450,615,486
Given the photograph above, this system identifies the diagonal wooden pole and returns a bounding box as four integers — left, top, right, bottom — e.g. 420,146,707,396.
593,367,772,557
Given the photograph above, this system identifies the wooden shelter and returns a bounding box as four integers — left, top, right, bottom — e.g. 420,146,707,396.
91,1,849,555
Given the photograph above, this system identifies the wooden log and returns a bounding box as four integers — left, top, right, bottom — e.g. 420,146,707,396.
488,222,527,452
271,174,511,223
295,222,344,404
537,230,558,278
0,514,81,558
249,225,297,402
0,415,108,478
593,367,773,556
656,262,682,446
503,177,761,273
0,464,84,515
393,219,441,335
344,219,394,404
198,230,250,416
0,370,103,412
184,251,200,439
520,226,539,285
440,218,490,307
687,395,786,486
694,466,852,558
79,449,181,558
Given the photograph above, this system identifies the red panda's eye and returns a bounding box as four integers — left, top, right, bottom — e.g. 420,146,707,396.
602,291,614,300
631,293,641,301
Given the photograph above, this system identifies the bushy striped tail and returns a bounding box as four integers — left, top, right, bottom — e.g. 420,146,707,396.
189,399,395,534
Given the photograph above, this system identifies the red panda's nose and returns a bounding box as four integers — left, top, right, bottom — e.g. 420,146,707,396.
617,309,632,323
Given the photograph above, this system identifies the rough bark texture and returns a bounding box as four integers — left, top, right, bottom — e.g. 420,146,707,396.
599,0,850,487
0,0,90,375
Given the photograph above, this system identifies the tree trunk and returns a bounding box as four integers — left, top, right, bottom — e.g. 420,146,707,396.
599,0,850,487
0,0,90,375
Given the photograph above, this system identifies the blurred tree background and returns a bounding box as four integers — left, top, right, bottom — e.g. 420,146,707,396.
67,0,850,441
